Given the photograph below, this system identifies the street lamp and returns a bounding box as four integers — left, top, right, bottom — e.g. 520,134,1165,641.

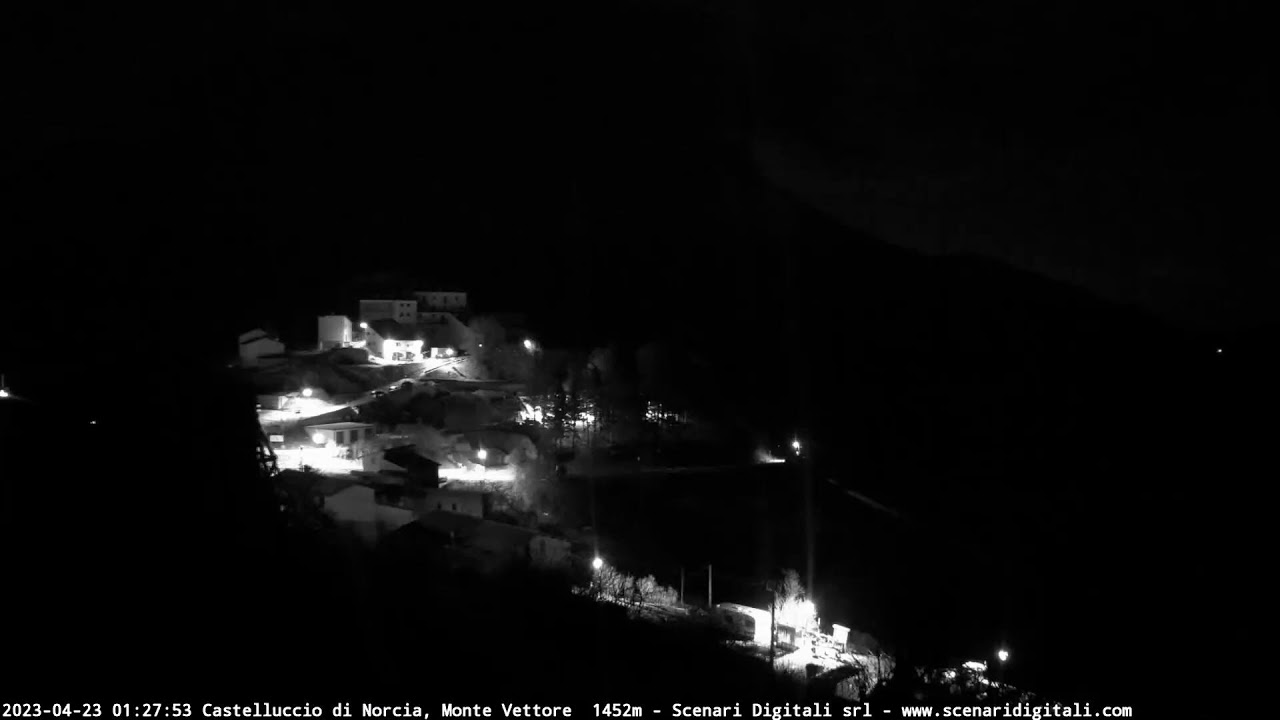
360,321,369,330
477,448,487,461
0,388,8,399
792,439,801,454
523,338,535,352
592,556,604,571
997,648,1009,663
302,387,313,398
311,432,325,445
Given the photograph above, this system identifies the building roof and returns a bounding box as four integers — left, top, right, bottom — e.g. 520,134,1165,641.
239,328,279,345
305,421,374,431
716,603,771,621
384,444,442,473
417,511,540,550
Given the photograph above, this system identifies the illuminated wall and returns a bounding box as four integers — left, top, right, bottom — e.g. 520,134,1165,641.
384,339,424,361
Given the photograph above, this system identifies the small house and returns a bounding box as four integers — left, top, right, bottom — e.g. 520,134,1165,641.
305,421,375,449
238,328,285,367
714,603,772,645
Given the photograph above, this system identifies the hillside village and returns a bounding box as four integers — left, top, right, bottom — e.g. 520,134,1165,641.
234,288,1033,706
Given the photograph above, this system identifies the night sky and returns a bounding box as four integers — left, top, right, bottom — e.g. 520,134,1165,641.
5,2,1274,347
2,1,1273,704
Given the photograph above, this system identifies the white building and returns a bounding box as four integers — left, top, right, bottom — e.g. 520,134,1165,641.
414,290,467,312
305,421,376,448
359,299,418,324
317,315,353,350
365,320,425,362
238,329,285,367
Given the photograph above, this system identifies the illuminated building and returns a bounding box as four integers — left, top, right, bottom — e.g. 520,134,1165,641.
364,319,426,362
317,315,353,350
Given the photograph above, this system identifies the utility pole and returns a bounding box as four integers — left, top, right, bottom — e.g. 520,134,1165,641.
707,563,713,608
679,566,685,605
803,450,815,597
769,586,777,669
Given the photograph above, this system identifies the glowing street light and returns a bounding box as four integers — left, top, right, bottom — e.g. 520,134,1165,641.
523,338,535,352
997,649,1009,663
311,432,325,444
360,321,369,330
477,448,488,461
302,387,314,398
792,439,801,453
0,388,8,399
592,556,604,571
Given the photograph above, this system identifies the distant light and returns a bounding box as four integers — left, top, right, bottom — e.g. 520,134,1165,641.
89,420,96,425
360,322,369,329
302,387,313,398
792,439,801,454
0,389,8,399
1216,348,1223,354
962,660,987,673
477,448,488,460
311,432,325,444
592,556,604,571
997,649,1009,663
523,338,534,351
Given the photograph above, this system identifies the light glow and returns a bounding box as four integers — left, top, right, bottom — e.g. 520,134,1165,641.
360,322,369,329
592,556,604,570
302,387,314,398
0,389,8,398
523,338,534,351
311,432,326,444
775,596,818,630
997,649,1009,663
438,465,515,482
476,448,488,460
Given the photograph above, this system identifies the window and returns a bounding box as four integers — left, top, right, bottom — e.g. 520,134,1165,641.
335,431,345,444
451,503,458,511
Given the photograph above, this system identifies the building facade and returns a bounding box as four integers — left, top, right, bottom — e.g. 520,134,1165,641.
359,299,418,324
305,422,375,449
365,320,425,362
414,291,467,312
317,315,353,350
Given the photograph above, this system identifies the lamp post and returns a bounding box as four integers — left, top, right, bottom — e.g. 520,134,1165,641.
477,447,487,481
